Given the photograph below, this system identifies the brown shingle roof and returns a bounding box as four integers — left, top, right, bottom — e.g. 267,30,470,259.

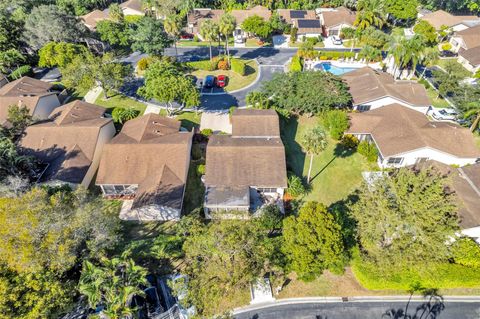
232,109,280,137
205,135,287,188
120,0,143,13
455,25,480,49
342,67,431,107
81,9,110,29
232,6,271,25
321,7,356,28
0,77,56,125
277,9,316,24
420,10,480,30
459,46,480,66
347,104,480,158
19,101,112,184
96,114,193,209
187,8,225,34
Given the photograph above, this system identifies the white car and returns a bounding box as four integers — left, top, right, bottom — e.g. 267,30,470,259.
431,108,458,121
332,35,343,45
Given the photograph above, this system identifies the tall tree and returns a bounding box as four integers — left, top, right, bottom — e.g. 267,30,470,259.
164,14,183,57
283,201,344,281
23,5,86,49
0,49,25,74
200,19,219,61
131,16,172,56
350,167,459,265
218,13,236,66
301,126,328,183
61,52,131,99
38,42,88,68
354,0,387,30
418,46,439,80
386,0,418,25
389,35,427,78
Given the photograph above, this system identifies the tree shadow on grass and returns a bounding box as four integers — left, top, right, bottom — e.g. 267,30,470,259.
309,144,357,183
328,193,359,253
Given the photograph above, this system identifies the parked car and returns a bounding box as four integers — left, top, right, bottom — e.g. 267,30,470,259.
180,33,194,40
204,75,216,88
332,35,343,45
431,108,458,121
217,75,227,88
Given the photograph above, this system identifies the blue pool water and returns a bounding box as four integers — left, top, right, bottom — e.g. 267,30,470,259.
314,62,358,75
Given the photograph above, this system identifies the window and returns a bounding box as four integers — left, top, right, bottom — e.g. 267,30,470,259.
102,185,115,195
387,157,403,165
357,105,371,112
257,188,277,193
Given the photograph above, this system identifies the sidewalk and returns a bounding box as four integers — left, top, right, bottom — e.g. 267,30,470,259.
83,86,103,103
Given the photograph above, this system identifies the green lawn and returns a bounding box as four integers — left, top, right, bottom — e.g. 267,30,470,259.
157,110,202,131
282,116,377,206
425,86,451,108
245,38,272,47
435,58,472,78
95,93,147,114
289,41,325,48
189,59,259,92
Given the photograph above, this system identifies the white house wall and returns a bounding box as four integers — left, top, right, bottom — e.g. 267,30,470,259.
461,226,480,244
354,97,429,114
378,147,478,168
33,94,61,120
122,8,144,16
82,122,116,188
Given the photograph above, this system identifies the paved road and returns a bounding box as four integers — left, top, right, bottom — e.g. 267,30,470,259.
121,47,299,110
234,301,480,319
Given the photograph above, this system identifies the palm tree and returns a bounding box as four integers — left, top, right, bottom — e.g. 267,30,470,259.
358,45,382,64
79,258,148,319
218,13,236,66
164,15,183,57
354,0,387,30
418,47,439,80
302,126,328,183
200,19,219,61
389,35,426,79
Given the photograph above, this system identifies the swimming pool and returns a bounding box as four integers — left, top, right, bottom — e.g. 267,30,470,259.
314,62,358,76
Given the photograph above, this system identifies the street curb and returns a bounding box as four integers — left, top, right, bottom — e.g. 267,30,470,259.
232,296,480,314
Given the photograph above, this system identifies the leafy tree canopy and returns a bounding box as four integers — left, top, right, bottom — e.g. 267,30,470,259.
38,41,88,68
350,167,459,266
413,20,438,45
242,14,273,38
386,0,418,22
131,16,172,56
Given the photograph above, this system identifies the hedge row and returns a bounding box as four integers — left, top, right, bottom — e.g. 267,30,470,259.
290,56,302,72
231,59,246,76
298,50,356,60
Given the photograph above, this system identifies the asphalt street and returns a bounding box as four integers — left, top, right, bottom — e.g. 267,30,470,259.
120,47,299,110
234,301,480,319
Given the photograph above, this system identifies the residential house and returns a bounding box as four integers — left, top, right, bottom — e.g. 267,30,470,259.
458,46,480,73
418,10,480,31
0,76,61,126
342,67,431,112
319,6,356,37
231,6,272,43
18,101,115,188
203,109,287,218
277,10,322,38
346,104,480,168
449,24,480,73
120,0,144,16
414,161,480,244
81,0,145,30
96,114,193,221
186,8,225,37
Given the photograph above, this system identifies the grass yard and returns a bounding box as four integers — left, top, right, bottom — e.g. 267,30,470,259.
95,93,147,114
182,159,205,215
425,86,451,108
158,110,202,131
189,59,259,92
245,38,272,47
435,58,472,78
282,116,377,206
289,41,325,48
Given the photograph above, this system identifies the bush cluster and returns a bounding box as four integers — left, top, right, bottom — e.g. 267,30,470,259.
231,59,247,76
196,164,206,176
9,65,32,80
323,110,349,140
287,173,307,198
341,134,359,149
452,237,480,268
297,50,355,60
357,141,378,162
290,56,302,72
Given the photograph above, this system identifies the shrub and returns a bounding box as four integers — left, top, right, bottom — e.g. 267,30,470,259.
191,143,203,160
231,59,246,76
9,65,32,80
323,110,349,140
290,26,298,43
196,164,205,176
290,56,303,72
287,173,307,197
341,134,359,149
441,42,452,51
305,37,318,45
357,141,378,162
229,106,236,117
111,107,140,124
193,35,199,42
137,57,152,71
217,60,229,70
186,59,218,71
452,237,480,268
200,128,213,137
